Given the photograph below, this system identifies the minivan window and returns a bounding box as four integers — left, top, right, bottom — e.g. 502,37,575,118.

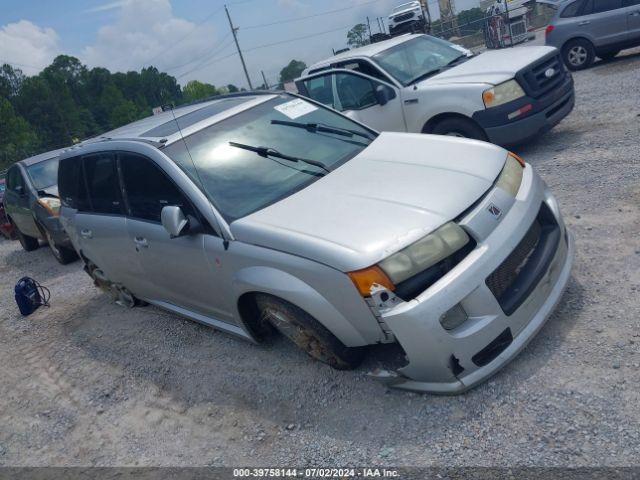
163,95,374,221
560,0,585,16
58,157,90,210
373,36,465,86
120,153,193,223
27,157,59,191
83,153,123,215
590,0,622,12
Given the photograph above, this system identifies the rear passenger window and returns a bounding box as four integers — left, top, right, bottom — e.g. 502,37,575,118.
119,153,193,223
561,0,585,16
58,156,90,210
83,153,123,215
303,76,335,108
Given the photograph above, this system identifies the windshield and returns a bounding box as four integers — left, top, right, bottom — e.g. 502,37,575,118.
373,36,466,86
27,158,60,190
163,95,375,222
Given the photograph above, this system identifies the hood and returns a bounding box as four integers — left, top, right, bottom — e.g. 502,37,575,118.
422,46,557,86
231,133,508,272
40,185,59,197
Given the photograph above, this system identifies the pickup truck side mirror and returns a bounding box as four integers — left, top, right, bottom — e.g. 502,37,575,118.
161,205,189,238
374,84,397,106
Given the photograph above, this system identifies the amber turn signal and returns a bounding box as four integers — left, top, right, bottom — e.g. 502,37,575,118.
348,266,395,297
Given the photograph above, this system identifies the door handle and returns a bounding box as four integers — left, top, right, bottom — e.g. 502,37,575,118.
80,229,93,239
133,237,149,249
578,20,590,25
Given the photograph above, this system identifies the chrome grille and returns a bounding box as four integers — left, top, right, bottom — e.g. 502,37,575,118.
392,12,414,23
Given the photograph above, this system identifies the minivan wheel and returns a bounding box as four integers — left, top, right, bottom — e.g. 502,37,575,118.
255,294,365,370
563,39,594,70
14,223,39,251
44,228,78,265
431,117,488,142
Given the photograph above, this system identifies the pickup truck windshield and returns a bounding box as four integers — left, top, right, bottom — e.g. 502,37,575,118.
163,95,375,222
373,36,468,86
27,158,60,191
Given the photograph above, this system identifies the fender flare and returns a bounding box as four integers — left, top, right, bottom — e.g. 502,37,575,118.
232,266,369,346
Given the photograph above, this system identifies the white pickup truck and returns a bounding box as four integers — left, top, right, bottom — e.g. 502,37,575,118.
295,34,574,146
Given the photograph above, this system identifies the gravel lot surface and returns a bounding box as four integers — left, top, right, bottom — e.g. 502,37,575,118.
1,48,639,468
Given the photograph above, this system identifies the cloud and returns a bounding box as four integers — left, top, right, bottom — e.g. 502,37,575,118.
0,20,61,75
84,0,131,13
81,0,219,78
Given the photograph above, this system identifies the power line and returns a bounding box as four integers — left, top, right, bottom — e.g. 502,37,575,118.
244,24,354,53
176,51,238,80
163,31,233,73
145,6,225,66
242,0,382,30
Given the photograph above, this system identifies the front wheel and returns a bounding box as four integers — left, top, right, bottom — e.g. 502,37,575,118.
431,117,488,142
563,39,595,70
44,228,78,265
255,294,365,370
14,223,39,251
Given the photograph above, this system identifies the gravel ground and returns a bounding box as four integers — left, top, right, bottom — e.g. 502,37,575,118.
1,48,639,468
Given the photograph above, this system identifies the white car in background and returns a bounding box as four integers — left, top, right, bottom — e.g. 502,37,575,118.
296,34,575,146
389,1,429,35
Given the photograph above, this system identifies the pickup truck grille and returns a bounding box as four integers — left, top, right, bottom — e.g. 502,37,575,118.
392,12,415,23
519,54,565,99
510,20,526,37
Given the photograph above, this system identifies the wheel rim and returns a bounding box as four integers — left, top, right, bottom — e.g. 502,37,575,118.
45,230,61,259
568,46,588,66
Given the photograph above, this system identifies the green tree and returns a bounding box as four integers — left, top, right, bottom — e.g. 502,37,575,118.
182,80,218,103
0,97,39,168
347,24,369,48
279,60,307,84
456,7,486,36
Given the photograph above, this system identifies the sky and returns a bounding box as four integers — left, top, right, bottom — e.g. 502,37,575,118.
0,0,481,89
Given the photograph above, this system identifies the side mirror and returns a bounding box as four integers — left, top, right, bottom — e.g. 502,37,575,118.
374,84,397,106
161,205,189,238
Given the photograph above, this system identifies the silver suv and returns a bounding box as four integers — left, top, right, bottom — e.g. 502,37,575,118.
58,92,573,394
543,0,640,70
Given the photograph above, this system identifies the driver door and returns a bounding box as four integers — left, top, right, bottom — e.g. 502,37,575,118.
297,70,407,133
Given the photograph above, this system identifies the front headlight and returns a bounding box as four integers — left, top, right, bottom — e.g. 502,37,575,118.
378,222,470,285
495,152,525,197
482,79,525,108
38,197,61,217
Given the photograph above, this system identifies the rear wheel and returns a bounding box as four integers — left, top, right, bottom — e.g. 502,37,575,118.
563,39,595,70
44,228,78,265
14,222,39,251
431,117,488,142
255,294,365,370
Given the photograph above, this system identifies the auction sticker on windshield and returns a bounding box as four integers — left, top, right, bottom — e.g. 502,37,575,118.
274,98,317,119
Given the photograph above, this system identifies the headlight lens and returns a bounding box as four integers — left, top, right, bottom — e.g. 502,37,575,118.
496,152,525,197
482,79,525,108
378,222,470,284
38,197,61,217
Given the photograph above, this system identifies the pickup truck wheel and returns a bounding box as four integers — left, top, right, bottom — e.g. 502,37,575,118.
563,39,594,70
44,228,78,265
14,222,39,251
431,117,488,142
255,294,365,370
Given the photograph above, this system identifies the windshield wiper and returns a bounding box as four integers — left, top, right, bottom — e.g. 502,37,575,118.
271,119,374,141
228,142,330,174
445,54,469,67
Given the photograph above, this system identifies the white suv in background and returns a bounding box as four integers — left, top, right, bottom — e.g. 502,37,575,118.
296,34,575,146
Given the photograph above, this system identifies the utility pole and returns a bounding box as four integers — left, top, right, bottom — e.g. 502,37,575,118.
224,4,253,90
261,70,269,90
366,16,372,40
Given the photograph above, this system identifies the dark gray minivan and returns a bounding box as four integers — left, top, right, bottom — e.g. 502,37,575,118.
3,149,78,264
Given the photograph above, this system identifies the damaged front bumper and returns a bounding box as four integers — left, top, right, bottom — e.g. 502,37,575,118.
370,167,574,394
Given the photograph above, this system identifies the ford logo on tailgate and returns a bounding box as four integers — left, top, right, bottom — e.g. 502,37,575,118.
544,68,555,78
